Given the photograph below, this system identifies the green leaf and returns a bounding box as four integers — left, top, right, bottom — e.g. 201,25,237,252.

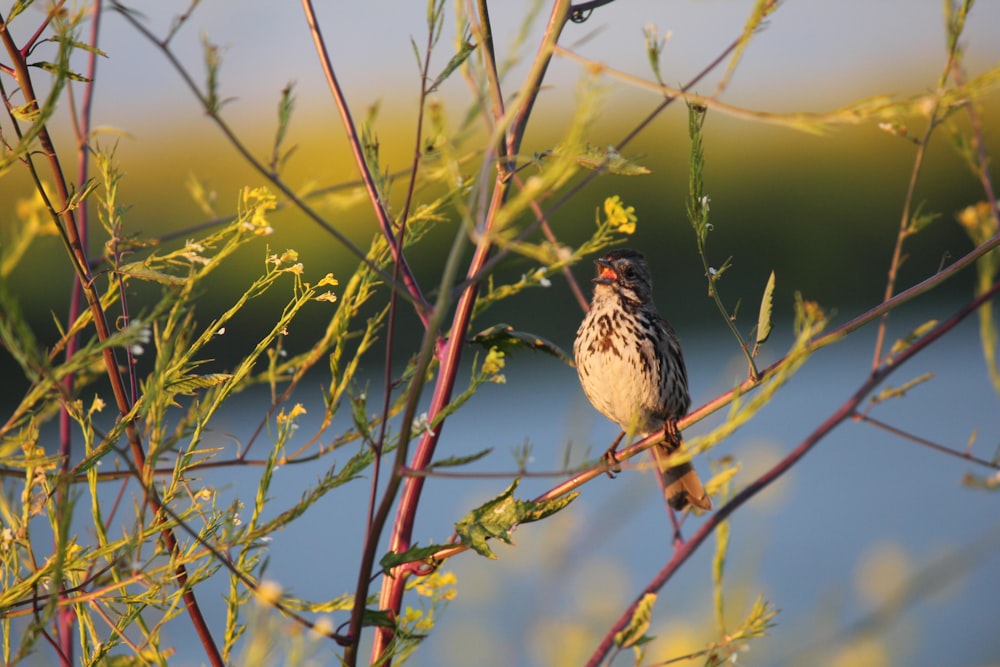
887,319,939,360
166,373,233,395
454,480,578,559
470,323,573,364
66,178,99,213
756,270,776,347
429,447,493,469
614,593,656,649
869,372,934,405
906,201,940,236
361,608,396,629
428,40,476,93
565,143,652,176
379,543,444,572
50,37,109,59
713,518,730,635
29,61,91,82
116,261,187,286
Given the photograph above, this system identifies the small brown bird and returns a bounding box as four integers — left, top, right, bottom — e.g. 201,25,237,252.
574,248,711,511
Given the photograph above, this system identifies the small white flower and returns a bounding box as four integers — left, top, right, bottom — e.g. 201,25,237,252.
216,327,226,336
708,267,717,276
700,194,711,212
312,615,334,638
128,319,152,343
412,412,436,437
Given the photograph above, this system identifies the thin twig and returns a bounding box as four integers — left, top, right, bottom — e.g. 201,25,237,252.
854,412,999,469
871,6,969,368
300,0,430,327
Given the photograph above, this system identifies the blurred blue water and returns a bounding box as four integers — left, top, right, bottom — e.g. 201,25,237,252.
170,304,1000,665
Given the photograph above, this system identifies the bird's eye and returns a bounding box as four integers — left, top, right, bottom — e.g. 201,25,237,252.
621,266,636,280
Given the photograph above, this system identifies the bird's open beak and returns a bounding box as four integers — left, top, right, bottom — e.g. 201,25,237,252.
593,258,616,284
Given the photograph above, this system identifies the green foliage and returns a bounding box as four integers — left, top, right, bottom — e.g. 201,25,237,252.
454,480,578,558
562,142,652,175
469,323,573,365
613,593,656,652
1,2,997,666
686,103,761,379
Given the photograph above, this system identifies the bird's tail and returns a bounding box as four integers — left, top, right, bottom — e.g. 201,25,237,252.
651,442,712,512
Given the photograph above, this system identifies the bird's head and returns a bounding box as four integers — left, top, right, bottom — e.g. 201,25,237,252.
592,248,654,304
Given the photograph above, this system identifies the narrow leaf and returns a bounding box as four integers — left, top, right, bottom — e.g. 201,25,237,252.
428,40,476,93
887,320,939,360
870,372,935,405
614,593,656,649
50,37,109,58
116,261,187,286
713,518,730,635
30,61,91,82
429,447,493,469
379,543,444,572
166,373,233,395
756,270,776,346
563,143,652,176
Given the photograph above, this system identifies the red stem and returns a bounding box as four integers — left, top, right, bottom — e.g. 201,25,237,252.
368,3,572,663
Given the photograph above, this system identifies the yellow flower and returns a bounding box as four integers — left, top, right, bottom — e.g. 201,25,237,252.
411,570,457,600
604,195,637,234
256,580,283,607
316,291,338,303
88,396,106,417
483,347,505,383
241,186,278,235
276,403,307,425
317,273,339,287
401,606,423,626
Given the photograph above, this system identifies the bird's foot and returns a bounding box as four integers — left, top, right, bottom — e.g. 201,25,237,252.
601,432,625,478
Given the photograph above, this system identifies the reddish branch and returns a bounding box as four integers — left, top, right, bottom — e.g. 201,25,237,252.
585,278,1000,667
364,3,572,664
0,10,224,667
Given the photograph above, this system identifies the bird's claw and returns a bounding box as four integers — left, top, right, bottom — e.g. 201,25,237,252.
602,449,622,478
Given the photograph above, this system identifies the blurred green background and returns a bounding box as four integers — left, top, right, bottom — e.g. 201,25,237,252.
3,0,999,363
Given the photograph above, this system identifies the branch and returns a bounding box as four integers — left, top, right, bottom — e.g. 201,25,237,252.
0,12,224,666
585,278,1000,667
300,0,431,327
367,2,573,663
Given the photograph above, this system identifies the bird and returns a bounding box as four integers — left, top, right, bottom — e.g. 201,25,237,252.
573,248,711,511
